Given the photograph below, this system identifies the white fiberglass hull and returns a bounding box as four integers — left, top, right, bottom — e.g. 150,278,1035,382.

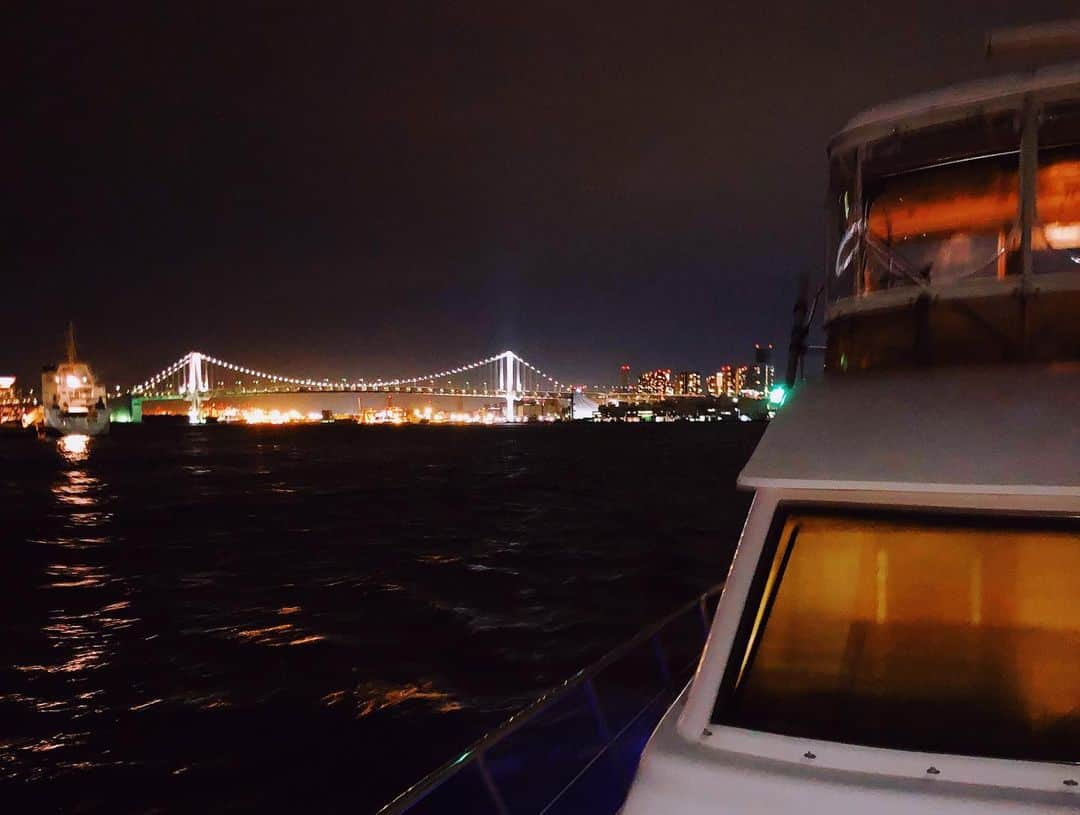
44,406,109,436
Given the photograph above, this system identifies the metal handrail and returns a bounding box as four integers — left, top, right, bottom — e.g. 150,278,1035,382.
377,582,724,815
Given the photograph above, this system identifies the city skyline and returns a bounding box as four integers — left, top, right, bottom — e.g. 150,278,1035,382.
625,343,775,398
0,334,780,396
7,3,1078,388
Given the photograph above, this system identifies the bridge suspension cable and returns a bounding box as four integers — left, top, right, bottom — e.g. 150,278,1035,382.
133,350,564,396
133,353,194,394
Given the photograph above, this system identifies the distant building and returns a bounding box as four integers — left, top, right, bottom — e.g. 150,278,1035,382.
674,371,702,396
571,390,600,420
746,344,775,397
705,372,723,397
733,365,750,396
637,368,671,396
0,376,26,425
720,365,737,397
618,364,632,392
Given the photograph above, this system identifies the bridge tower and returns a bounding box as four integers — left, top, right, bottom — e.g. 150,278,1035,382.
500,351,521,422
180,351,208,424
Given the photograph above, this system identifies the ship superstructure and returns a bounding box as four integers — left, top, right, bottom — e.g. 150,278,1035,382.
620,55,1080,815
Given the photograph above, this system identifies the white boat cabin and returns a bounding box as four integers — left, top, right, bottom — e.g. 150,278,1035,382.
621,64,1080,814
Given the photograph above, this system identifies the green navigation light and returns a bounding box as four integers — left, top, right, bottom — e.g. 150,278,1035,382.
768,386,787,407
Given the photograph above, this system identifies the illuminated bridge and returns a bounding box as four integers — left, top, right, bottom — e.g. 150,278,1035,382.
132,350,572,423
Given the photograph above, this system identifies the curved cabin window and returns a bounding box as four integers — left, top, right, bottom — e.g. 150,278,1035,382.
713,507,1080,763
828,114,1024,303
864,154,1020,292
827,149,859,303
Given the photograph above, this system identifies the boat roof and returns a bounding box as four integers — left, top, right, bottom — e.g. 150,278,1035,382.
739,364,1080,496
833,61,1080,147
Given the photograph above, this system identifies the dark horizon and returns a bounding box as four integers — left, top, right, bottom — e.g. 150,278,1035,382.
6,1,1078,388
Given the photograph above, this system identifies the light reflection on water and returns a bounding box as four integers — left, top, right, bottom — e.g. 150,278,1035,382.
322,680,463,717
44,563,108,589
2,433,136,774
58,434,90,462
52,473,101,509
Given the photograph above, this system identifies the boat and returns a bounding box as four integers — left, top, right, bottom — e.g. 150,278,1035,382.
41,325,109,437
380,27,1080,815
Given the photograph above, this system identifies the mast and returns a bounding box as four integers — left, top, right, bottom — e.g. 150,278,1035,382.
66,322,77,364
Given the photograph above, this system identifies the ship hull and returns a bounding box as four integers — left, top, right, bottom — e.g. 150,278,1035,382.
43,407,109,437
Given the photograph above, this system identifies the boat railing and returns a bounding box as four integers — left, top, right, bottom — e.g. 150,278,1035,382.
377,583,724,815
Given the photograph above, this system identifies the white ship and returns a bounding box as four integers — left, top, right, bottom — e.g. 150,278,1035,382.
42,325,109,437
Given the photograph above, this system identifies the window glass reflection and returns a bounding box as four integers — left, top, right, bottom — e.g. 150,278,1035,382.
865,155,1020,292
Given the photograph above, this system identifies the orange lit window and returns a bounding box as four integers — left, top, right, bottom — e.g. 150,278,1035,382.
869,157,1080,243
713,507,1080,762
862,156,1080,290
863,155,1020,289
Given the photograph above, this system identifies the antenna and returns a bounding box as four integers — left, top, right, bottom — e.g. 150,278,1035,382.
784,273,809,388
784,272,825,387
986,19,1080,65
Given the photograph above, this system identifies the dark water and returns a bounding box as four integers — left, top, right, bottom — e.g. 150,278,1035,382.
0,423,761,812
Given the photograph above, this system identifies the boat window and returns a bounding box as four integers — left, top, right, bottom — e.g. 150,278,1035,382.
712,507,1080,763
862,153,1021,293
828,114,1023,303
1034,103,1080,276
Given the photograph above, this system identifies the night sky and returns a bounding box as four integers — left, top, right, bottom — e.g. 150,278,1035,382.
6,2,1077,388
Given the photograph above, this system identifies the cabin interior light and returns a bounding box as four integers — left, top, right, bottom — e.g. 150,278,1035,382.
1043,222,1080,249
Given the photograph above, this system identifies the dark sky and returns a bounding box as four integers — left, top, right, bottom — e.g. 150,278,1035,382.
5,1,1077,388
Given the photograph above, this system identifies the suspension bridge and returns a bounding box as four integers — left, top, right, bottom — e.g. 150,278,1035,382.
132,350,580,423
